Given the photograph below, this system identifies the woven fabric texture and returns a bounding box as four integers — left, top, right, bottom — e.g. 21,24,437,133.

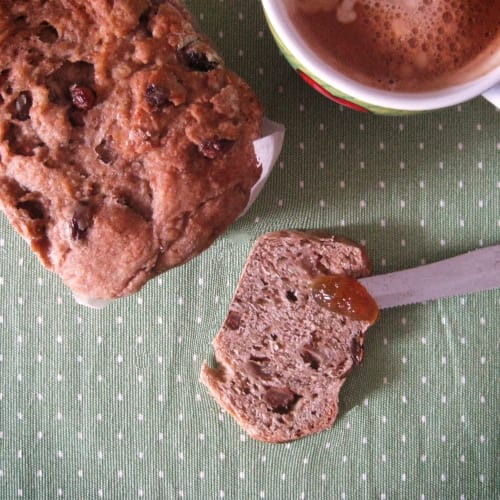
0,1,498,499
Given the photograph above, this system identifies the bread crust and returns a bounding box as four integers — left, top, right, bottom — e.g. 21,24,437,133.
0,0,262,298
201,231,374,443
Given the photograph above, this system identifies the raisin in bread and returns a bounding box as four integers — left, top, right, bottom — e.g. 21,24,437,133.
201,230,376,443
0,0,262,299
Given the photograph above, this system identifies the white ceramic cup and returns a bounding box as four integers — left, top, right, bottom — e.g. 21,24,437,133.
261,1,500,114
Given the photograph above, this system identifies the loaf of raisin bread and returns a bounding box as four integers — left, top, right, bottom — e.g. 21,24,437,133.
201,230,377,443
0,0,262,299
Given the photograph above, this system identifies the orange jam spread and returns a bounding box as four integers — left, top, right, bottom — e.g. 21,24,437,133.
311,275,379,325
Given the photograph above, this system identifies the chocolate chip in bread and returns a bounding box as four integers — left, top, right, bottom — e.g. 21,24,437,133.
201,231,377,443
0,0,263,299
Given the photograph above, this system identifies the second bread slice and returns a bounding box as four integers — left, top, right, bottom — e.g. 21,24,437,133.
201,230,376,443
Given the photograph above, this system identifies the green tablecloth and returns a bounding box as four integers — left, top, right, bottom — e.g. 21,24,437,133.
1,2,499,499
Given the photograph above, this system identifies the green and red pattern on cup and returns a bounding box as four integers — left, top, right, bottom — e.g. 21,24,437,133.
262,2,500,115
264,18,417,115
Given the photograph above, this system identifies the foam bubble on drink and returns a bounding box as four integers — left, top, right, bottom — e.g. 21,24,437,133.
336,0,357,23
290,0,500,90
339,0,496,78
360,0,492,74
296,0,495,66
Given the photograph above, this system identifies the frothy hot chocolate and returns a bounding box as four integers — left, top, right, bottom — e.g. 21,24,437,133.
287,0,500,91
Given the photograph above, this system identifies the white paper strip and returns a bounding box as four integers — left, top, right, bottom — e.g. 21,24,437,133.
241,117,286,216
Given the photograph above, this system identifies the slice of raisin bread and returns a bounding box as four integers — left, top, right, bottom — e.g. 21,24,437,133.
0,0,262,299
201,230,376,443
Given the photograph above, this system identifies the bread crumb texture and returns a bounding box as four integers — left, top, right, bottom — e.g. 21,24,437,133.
201,231,374,443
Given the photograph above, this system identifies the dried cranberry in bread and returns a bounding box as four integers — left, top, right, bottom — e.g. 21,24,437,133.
0,0,262,299
201,230,377,443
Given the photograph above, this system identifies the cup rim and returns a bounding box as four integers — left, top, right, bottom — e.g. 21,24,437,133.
262,0,500,111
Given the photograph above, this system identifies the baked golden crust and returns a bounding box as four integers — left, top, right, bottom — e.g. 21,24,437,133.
0,0,262,298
